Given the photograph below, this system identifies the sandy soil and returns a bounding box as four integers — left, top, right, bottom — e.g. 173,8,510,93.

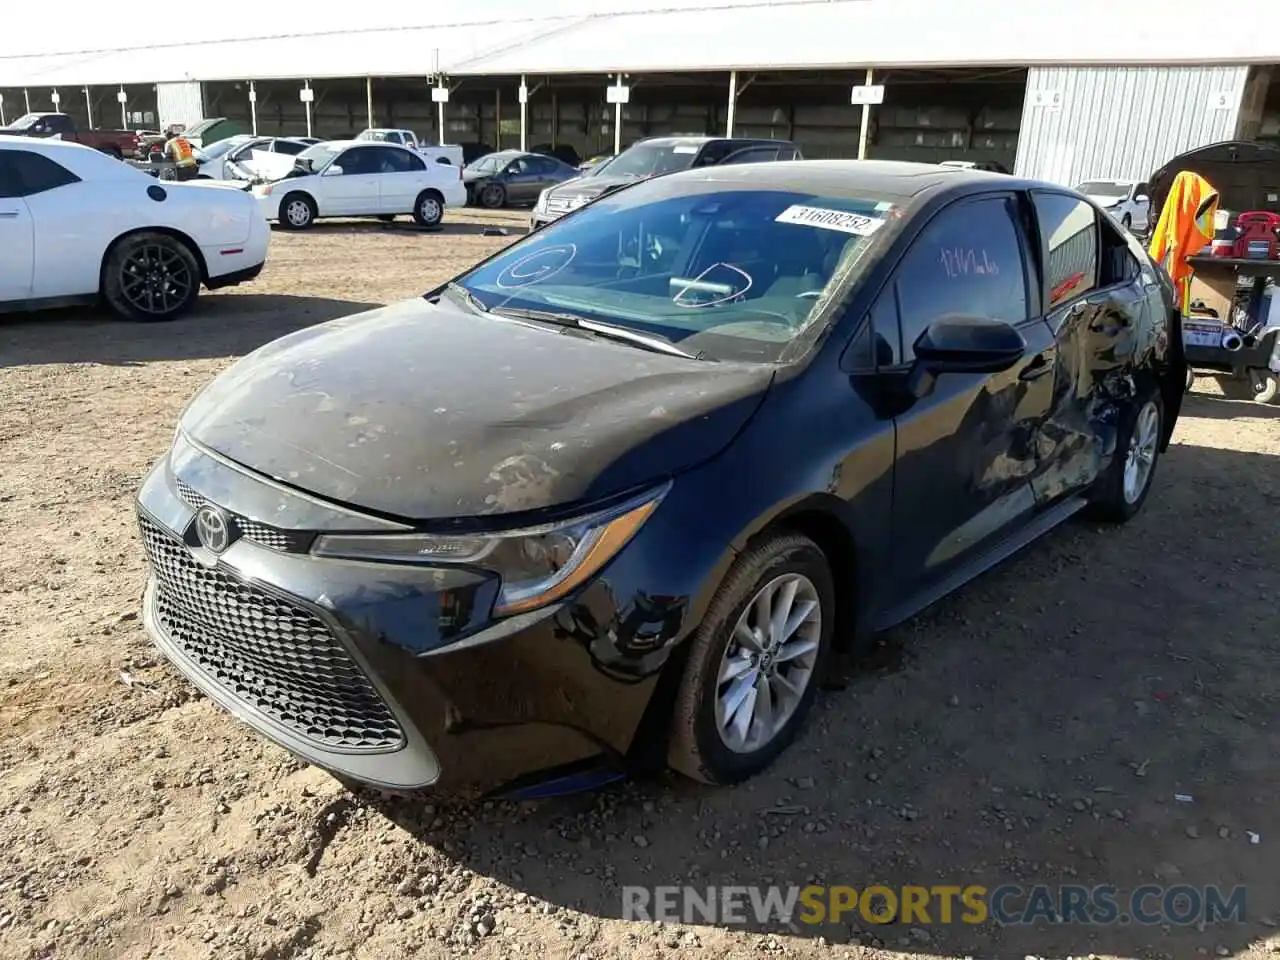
2,209,1279,960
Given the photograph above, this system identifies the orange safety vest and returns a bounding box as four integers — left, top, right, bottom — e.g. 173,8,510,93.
1148,170,1220,312
168,136,195,166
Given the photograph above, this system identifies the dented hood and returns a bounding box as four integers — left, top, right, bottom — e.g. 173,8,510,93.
179,298,773,521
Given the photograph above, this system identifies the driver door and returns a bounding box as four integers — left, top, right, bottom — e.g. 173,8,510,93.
318,147,382,216
879,193,1059,598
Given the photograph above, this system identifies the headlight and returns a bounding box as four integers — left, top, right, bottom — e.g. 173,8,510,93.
310,484,668,616
534,188,550,213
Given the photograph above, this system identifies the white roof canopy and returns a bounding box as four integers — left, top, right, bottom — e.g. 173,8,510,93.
2,0,1278,89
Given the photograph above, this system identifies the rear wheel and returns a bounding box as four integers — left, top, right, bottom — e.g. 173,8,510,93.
101,231,201,323
413,190,445,228
1085,384,1163,522
279,192,316,230
668,533,834,785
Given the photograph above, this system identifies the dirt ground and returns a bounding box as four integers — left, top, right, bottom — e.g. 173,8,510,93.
2,208,1279,960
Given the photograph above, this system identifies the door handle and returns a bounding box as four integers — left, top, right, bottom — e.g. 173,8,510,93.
1019,353,1055,381
0,210,19,219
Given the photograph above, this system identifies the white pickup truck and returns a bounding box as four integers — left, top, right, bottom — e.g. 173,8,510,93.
356,129,463,168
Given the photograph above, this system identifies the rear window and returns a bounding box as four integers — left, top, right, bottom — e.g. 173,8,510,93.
457,181,897,363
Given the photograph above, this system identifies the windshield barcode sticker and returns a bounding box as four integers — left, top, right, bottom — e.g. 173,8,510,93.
775,205,885,236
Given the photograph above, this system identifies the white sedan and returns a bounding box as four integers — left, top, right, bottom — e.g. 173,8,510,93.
249,140,467,229
1075,178,1152,233
0,136,269,322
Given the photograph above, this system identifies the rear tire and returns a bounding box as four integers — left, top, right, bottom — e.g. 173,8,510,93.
413,190,445,228
1085,383,1163,523
667,533,834,785
279,192,317,230
101,231,202,323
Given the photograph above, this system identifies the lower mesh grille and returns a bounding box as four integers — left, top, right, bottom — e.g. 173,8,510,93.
139,512,404,751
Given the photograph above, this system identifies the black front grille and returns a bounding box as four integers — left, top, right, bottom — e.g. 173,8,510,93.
174,478,313,553
139,513,404,752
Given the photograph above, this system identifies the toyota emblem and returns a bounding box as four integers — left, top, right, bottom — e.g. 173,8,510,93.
194,505,233,554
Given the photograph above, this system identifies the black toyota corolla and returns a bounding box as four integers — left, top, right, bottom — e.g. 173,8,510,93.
136,160,1185,799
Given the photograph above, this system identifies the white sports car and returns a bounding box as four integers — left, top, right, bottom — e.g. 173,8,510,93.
0,135,269,322
249,140,467,230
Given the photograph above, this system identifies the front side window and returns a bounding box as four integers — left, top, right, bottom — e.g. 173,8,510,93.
466,154,507,174
893,196,1030,359
381,149,425,173
297,143,343,173
724,147,782,165
272,140,308,156
455,181,897,363
1033,192,1100,308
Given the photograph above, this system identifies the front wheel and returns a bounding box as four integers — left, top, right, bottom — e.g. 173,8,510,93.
667,533,834,785
413,190,445,228
478,183,506,209
1085,385,1163,523
101,231,201,323
279,192,316,230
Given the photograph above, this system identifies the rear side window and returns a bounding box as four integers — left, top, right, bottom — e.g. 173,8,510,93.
1032,192,1099,309
892,195,1031,359
724,147,782,165
0,149,81,197
273,140,307,156
381,149,425,173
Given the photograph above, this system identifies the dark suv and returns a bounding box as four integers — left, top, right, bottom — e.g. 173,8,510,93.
530,135,801,230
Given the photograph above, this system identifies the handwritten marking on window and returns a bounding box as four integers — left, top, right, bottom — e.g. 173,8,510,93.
940,247,1000,278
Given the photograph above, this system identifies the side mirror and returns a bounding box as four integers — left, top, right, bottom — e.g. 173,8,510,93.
323,164,344,176
1135,194,1150,204
913,315,1027,374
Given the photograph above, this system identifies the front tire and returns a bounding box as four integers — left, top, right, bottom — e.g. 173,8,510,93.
413,190,445,228
478,183,506,209
1085,384,1163,522
279,192,317,230
101,231,201,323
667,533,834,785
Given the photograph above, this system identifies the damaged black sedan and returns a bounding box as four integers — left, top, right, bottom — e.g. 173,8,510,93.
135,161,1185,798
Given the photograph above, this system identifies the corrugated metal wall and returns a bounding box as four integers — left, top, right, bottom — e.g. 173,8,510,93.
155,81,205,129
1015,66,1248,187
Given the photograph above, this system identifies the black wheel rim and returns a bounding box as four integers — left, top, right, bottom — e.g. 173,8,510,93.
482,186,502,207
120,244,193,316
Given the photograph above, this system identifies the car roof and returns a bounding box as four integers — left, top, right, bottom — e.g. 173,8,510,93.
632,135,793,149
664,158,1041,202
324,140,410,150
0,134,94,154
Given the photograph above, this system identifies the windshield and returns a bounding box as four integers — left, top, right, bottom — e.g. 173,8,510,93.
1075,180,1131,199
467,154,508,174
6,113,44,130
198,137,249,160
602,143,704,179
183,119,220,138
455,181,895,363
297,143,343,172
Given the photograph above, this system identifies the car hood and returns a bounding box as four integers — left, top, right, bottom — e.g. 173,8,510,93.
462,170,495,183
547,172,645,200
179,298,774,521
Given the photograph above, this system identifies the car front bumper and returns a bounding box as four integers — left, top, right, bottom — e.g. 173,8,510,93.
133,440,694,798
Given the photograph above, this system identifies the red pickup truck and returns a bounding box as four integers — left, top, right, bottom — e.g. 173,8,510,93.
0,112,143,159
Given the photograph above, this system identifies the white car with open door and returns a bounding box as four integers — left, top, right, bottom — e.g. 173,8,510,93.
196,136,313,181
1074,178,1152,233
250,140,466,229
0,135,269,322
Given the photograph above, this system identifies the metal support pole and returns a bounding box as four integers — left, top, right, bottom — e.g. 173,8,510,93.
366,77,374,129
24,88,30,112
495,88,501,150
249,81,258,135
613,74,624,155
0,98,5,126
519,74,528,152
857,67,874,160
726,70,737,137
120,86,128,128
305,81,314,137
438,98,445,146
84,87,93,129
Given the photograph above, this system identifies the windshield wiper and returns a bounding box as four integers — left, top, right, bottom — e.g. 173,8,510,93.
445,282,490,314
491,306,705,360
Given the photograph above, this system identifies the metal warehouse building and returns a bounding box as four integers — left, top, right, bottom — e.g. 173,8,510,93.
2,0,1279,185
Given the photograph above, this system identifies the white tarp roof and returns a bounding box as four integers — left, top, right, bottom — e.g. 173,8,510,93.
2,0,1279,88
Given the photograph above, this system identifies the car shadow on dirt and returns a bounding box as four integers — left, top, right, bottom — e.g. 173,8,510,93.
1181,392,1280,421
365,440,1280,958
0,294,381,368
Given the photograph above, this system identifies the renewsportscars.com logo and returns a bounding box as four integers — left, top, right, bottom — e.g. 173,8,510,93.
622,884,1248,927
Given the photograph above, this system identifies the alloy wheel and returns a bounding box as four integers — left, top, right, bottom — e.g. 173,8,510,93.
714,573,821,754
1123,400,1160,503
118,243,194,318
419,197,442,223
